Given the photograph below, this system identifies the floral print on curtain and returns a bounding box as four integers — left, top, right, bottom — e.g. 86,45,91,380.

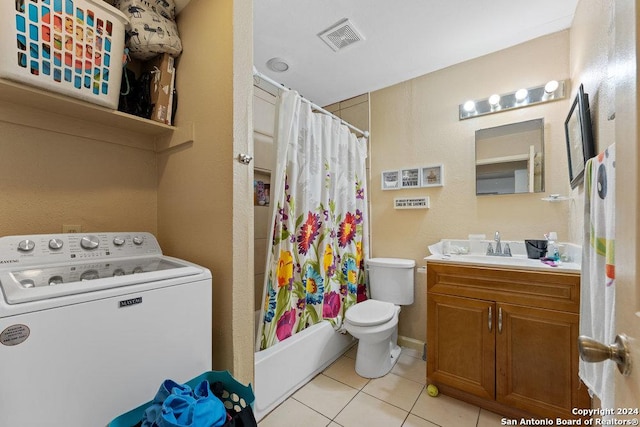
259,91,368,351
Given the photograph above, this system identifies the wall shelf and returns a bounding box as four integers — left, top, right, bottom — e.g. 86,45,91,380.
0,78,176,138
475,153,529,166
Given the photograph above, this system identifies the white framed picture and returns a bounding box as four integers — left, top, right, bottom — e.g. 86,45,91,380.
400,168,420,189
381,170,400,190
421,164,444,187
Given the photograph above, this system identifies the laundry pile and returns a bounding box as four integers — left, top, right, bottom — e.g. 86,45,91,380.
138,378,257,427
115,0,180,124
114,0,183,60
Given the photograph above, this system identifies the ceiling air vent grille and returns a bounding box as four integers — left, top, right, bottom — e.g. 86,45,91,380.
318,19,364,52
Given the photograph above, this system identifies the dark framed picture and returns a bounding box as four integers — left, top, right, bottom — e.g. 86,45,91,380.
564,84,595,189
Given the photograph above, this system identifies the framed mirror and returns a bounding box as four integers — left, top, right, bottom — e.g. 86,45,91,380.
475,118,544,195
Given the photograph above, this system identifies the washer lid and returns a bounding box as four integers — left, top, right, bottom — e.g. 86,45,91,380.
366,258,416,268
346,299,395,326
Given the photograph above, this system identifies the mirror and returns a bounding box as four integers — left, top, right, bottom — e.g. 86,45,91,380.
475,118,544,195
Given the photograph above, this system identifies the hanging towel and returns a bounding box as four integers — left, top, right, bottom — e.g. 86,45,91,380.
579,144,616,411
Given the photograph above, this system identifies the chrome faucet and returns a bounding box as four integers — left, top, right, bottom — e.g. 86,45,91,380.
486,231,512,257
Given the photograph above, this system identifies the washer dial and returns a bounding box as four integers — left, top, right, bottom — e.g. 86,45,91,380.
80,235,100,250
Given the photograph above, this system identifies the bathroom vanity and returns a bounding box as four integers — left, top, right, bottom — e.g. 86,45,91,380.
426,259,590,420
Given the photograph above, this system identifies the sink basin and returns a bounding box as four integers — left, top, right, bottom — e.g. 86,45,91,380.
424,254,581,272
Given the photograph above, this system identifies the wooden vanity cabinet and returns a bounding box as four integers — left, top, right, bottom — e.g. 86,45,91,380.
427,261,590,420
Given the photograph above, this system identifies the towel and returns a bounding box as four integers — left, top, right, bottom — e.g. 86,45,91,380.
579,144,616,411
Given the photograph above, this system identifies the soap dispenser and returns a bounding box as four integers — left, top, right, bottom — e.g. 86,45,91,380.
546,232,560,261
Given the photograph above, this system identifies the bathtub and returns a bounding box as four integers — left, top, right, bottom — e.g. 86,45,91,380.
253,314,355,421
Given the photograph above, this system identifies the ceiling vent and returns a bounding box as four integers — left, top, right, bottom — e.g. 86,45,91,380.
318,18,365,52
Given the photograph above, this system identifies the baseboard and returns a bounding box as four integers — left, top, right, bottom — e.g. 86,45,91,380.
398,335,426,357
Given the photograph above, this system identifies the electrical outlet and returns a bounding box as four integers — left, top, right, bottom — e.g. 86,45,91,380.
62,225,82,233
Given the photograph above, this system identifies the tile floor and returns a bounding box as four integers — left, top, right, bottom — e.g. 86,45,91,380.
258,346,506,427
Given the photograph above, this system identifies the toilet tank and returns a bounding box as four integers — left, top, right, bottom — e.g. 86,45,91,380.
366,258,415,305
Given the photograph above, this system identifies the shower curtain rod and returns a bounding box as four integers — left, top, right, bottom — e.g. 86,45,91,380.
253,67,370,138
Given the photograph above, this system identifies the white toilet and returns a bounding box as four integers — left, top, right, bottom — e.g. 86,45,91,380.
344,258,415,378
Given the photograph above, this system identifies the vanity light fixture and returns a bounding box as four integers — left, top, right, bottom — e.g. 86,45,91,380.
459,79,567,120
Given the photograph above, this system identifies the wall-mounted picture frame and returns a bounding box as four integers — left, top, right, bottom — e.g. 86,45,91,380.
564,84,595,189
401,168,421,188
421,164,444,187
381,170,400,190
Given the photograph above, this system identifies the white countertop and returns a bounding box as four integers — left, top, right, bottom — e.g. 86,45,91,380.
424,254,581,273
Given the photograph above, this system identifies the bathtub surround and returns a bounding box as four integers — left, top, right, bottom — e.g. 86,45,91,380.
254,320,354,421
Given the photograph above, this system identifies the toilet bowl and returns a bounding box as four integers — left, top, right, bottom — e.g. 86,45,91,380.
344,258,415,378
344,299,402,378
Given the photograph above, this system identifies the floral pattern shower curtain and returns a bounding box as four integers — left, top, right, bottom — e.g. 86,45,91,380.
258,90,368,351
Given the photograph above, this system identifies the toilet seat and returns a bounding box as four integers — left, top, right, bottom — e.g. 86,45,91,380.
346,299,395,327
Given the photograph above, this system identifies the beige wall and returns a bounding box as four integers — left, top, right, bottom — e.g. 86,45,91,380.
369,31,573,343
158,0,254,383
0,105,157,237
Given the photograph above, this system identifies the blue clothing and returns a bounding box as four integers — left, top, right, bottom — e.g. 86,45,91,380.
141,379,227,427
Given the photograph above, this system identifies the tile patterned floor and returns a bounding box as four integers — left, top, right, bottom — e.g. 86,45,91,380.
258,346,505,427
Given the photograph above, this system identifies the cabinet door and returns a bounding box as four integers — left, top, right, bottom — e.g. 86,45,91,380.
427,293,495,400
496,303,585,418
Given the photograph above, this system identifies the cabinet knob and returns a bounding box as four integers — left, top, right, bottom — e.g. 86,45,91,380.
578,334,632,376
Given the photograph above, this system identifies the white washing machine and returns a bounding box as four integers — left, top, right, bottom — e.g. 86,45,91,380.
0,232,212,427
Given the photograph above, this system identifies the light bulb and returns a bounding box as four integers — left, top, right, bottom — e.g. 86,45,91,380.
463,100,475,112
515,88,528,101
488,94,501,106
544,80,559,94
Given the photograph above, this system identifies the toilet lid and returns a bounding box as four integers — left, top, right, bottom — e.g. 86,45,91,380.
346,300,395,327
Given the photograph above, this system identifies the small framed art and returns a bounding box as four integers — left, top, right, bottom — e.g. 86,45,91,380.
421,165,444,187
400,168,420,188
381,170,400,190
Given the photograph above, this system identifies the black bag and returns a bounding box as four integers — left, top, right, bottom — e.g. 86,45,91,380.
119,67,154,119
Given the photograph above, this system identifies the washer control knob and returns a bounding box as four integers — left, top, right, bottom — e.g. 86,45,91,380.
132,236,144,246
49,275,63,286
48,238,64,250
80,235,100,250
17,239,35,252
80,269,99,281
20,279,35,288
113,237,125,246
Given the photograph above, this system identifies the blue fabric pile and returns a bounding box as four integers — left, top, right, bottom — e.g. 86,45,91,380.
141,379,227,427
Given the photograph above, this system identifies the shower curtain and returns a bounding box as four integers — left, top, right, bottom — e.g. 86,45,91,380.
258,90,369,351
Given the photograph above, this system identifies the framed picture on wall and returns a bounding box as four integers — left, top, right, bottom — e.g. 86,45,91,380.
400,168,421,188
381,170,400,190
564,84,595,189
421,165,444,187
